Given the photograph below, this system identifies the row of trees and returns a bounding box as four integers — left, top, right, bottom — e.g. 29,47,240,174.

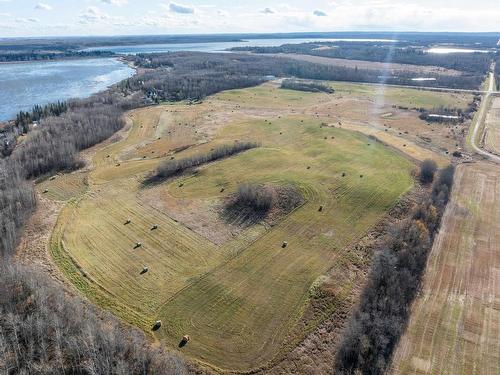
150,142,259,183
281,79,335,93
335,163,455,374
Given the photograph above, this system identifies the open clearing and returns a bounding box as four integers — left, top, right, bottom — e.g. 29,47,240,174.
391,163,500,375
43,81,467,372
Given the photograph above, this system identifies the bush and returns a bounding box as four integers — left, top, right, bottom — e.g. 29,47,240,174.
233,184,274,213
419,159,438,184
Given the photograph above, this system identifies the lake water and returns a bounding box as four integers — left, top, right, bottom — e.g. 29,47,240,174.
83,38,399,55
427,47,491,54
0,58,134,121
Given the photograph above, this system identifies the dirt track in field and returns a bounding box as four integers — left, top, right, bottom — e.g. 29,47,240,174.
391,162,500,374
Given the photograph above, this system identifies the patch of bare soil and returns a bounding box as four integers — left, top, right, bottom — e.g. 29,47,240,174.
264,186,424,375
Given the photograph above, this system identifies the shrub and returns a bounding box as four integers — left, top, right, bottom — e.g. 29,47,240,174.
419,159,438,184
233,184,274,213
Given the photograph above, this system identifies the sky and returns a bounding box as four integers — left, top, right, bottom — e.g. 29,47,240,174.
0,0,499,37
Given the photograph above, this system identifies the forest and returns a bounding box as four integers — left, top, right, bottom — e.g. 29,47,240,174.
0,263,187,374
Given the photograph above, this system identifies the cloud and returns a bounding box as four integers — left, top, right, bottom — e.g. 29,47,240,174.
35,3,52,11
261,8,274,14
313,10,327,17
169,2,194,14
15,17,39,23
79,6,110,23
101,0,128,5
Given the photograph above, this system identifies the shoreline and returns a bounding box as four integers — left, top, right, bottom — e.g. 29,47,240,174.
0,57,137,123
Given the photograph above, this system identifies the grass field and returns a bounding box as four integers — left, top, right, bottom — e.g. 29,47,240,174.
43,81,467,372
484,96,500,155
391,163,500,375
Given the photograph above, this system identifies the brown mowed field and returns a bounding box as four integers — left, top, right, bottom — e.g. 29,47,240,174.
391,162,500,375
484,96,500,155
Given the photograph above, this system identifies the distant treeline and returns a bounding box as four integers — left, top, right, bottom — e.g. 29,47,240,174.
281,79,335,93
149,142,259,183
0,50,114,62
124,52,481,104
335,164,455,374
231,42,493,74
